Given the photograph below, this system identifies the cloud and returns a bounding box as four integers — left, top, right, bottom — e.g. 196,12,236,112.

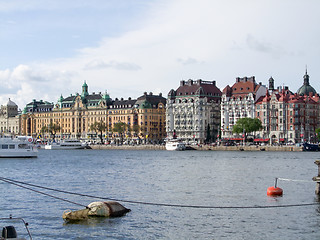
84,60,141,71
246,34,298,59
1,0,320,108
0,64,75,107
246,35,272,53
177,58,203,65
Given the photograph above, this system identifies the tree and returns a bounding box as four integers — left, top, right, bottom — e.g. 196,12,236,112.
316,128,320,142
90,121,107,144
41,125,48,135
233,118,262,141
132,124,140,137
113,122,127,143
48,123,60,140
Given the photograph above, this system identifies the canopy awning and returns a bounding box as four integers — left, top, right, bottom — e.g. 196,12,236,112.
254,138,270,142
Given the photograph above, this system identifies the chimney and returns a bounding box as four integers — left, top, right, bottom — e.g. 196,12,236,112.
180,80,185,86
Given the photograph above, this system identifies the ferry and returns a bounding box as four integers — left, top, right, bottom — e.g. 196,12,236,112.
165,139,186,151
0,136,38,158
44,139,88,150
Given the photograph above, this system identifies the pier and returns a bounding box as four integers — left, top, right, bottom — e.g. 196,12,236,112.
90,144,303,151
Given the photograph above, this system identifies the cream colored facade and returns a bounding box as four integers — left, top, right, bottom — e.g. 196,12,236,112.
21,83,166,142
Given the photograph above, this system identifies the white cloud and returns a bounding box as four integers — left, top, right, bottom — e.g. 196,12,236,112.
1,0,320,108
84,60,141,71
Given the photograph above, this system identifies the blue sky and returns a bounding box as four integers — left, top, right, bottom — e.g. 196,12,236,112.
1,0,320,108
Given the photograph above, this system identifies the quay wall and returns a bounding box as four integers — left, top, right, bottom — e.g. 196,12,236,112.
90,144,303,151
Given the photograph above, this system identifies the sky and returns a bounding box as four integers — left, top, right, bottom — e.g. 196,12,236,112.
1,0,320,109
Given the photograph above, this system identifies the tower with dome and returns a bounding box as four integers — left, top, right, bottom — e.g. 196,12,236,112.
0,98,20,135
297,69,317,96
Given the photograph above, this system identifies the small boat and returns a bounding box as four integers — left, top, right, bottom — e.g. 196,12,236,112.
303,142,319,151
0,136,38,158
45,139,88,150
165,139,186,151
0,216,32,239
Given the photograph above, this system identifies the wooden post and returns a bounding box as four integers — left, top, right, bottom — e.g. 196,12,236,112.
312,160,320,195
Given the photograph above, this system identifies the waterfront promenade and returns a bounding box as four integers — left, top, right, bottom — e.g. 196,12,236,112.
91,144,303,151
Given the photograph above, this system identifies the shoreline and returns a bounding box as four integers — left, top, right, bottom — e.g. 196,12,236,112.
90,144,304,151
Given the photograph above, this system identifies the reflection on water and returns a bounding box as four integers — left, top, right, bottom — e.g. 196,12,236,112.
1,150,320,239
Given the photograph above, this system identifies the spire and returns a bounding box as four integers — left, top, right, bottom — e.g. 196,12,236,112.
306,65,308,75
81,80,89,98
303,68,310,86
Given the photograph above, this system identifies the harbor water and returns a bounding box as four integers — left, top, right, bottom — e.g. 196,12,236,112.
1,149,320,239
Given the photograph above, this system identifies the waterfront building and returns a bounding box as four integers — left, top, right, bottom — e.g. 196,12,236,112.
166,79,221,143
21,99,55,137
255,71,320,144
220,76,267,139
20,82,166,142
0,99,20,135
108,92,166,142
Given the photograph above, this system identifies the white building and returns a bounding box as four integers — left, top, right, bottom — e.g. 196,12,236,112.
221,76,267,139
166,79,221,143
0,99,20,135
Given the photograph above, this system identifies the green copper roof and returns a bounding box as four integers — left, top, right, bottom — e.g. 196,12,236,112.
297,71,317,96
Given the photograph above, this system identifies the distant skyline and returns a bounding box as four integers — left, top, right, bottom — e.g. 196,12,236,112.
1,0,320,108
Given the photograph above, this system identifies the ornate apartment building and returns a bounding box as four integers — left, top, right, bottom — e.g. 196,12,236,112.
21,82,166,141
255,71,320,144
166,79,221,143
221,76,267,138
0,99,20,135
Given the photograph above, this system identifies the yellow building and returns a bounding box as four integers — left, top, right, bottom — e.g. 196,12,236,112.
21,83,166,142
107,92,166,142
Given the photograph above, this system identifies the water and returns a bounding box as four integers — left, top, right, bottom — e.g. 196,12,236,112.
1,149,320,239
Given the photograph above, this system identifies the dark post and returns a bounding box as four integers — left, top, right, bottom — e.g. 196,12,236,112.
312,160,320,195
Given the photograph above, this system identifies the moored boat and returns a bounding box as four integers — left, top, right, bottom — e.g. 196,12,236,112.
165,139,186,151
0,216,32,239
45,139,88,150
303,142,319,151
0,136,38,158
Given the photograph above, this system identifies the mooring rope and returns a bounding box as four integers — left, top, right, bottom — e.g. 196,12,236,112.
0,176,319,209
0,177,87,208
278,177,314,183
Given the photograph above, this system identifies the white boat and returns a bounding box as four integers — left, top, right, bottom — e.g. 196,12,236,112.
165,139,186,151
0,137,38,158
1,216,32,239
45,139,88,150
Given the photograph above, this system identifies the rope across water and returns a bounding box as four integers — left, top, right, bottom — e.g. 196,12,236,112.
1,176,319,209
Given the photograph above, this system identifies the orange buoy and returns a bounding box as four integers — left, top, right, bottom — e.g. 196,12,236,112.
267,186,283,196
267,177,283,196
